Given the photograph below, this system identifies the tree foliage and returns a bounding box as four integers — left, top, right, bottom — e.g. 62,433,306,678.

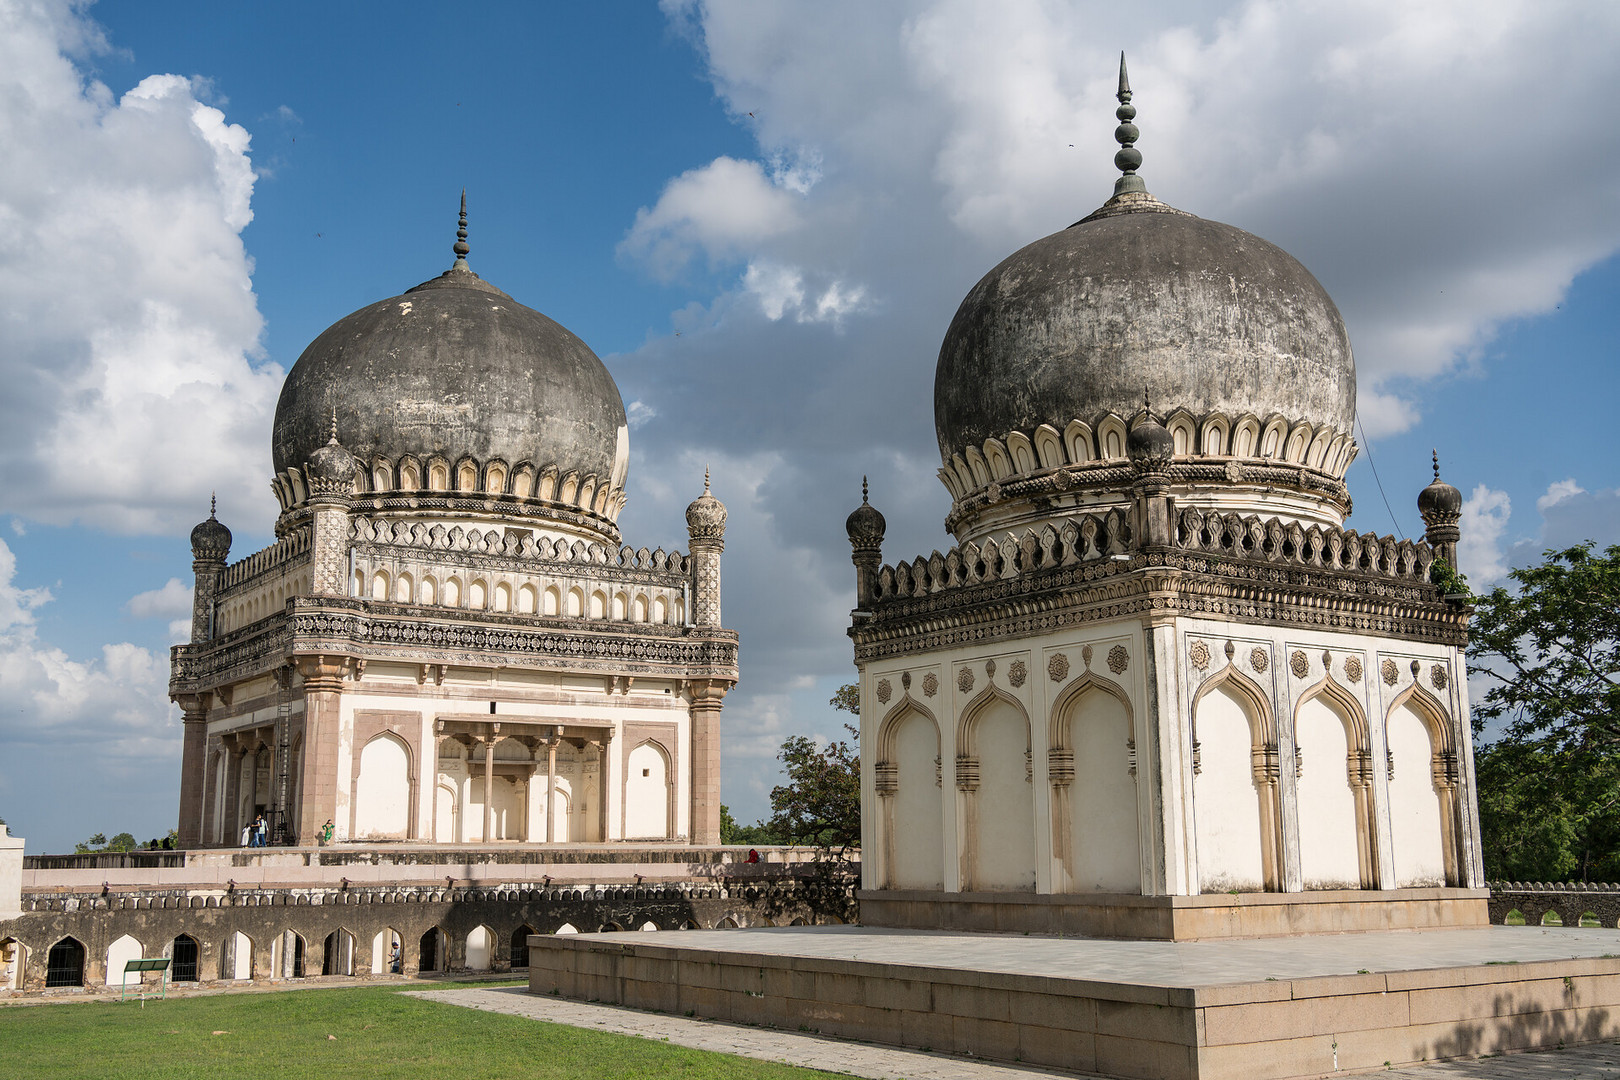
1470,543,1620,881
722,684,862,855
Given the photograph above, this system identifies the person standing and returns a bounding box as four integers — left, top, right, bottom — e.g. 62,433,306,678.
389,942,402,974
252,813,267,848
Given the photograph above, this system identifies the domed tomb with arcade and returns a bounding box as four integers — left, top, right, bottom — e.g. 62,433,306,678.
847,61,1484,938
169,201,737,849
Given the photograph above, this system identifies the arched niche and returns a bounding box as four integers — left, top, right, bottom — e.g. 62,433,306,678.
1293,676,1377,889
624,740,672,840
873,696,943,891
1385,683,1462,887
1047,673,1139,893
353,732,411,840
955,683,1035,892
1190,666,1283,892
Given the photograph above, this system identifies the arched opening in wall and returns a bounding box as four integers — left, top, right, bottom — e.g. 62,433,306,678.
493,582,512,613
554,923,579,935
1053,679,1140,894
469,579,488,610
170,935,199,982
353,732,411,840
465,926,495,971
1582,911,1602,927
322,929,355,976
632,594,648,622
440,577,461,608
46,937,84,988
429,463,449,491
1542,911,1564,926
276,931,307,979
371,928,402,974
1504,908,1526,926
418,927,446,972
434,781,459,844
400,461,421,490
517,584,537,614
638,921,659,932
1295,685,1373,890
221,931,252,980
567,588,584,617
1386,690,1456,888
717,916,740,929
599,922,625,933
371,571,389,601
674,597,686,624
543,587,560,616
393,572,413,603
612,592,628,620
960,689,1036,892
421,577,438,606
1,939,27,991
875,702,944,891
1191,677,1277,893
106,934,143,990
510,926,534,968
652,596,667,624
624,741,671,839
589,591,606,619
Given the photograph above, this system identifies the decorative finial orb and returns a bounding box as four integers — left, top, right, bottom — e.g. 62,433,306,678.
1418,449,1463,520
453,190,470,265
190,499,232,561
686,469,728,540
846,476,887,544
1113,53,1146,196
305,415,358,491
1127,388,1174,467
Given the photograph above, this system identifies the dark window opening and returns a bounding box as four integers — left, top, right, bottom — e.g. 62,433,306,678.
418,929,439,972
171,935,199,982
46,938,84,988
291,935,305,978
510,926,533,969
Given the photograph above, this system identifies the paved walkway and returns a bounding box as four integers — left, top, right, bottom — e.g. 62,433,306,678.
412,986,1620,1080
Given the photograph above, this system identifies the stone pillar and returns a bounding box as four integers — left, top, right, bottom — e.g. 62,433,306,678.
845,480,886,611
174,692,212,848
545,739,558,843
188,500,231,643
685,472,728,626
0,823,25,922
688,679,731,845
482,735,497,843
294,655,347,845
594,736,612,843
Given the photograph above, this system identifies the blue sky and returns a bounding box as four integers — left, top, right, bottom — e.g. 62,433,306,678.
0,0,1616,852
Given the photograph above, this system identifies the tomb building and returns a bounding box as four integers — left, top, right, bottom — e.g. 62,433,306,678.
846,59,1483,938
169,199,738,848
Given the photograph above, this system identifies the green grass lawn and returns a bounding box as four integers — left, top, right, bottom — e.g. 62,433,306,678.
0,981,843,1080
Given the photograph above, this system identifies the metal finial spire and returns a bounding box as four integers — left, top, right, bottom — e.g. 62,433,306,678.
210,492,217,518
1113,52,1146,196
1432,449,1441,481
703,465,711,494
862,476,870,505
329,406,339,444
453,189,470,267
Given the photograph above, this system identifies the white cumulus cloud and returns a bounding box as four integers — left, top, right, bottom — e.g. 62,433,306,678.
1536,478,1586,514
1458,484,1512,586
0,0,280,535
621,156,804,280
127,577,193,619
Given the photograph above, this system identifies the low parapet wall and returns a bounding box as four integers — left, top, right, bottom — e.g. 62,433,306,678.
1488,882,1620,928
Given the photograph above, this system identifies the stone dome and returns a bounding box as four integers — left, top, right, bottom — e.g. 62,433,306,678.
271,207,628,539
190,499,232,562
685,470,728,542
934,202,1355,465
931,61,1358,541
274,265,626,482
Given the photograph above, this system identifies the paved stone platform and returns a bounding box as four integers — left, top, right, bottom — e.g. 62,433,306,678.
526,925,1620,1080
419,986,1620,1080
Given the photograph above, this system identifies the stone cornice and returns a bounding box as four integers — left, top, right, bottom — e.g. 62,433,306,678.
849,552,1467,662
171,598,738,696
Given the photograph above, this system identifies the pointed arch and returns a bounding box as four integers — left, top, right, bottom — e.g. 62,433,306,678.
1047,671,1139,892
873,694,944,890
1293,674,1377,889
1190,663,1283,892
1385,682,1462,887
956,681,1034,891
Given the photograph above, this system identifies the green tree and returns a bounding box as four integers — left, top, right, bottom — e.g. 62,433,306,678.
762,685,860,854
105,832,138,853
719,804,785,846
1470,542,1620,881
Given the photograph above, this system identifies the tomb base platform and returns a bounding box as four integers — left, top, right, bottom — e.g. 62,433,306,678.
527,924,1620,1080
857,887,1491,940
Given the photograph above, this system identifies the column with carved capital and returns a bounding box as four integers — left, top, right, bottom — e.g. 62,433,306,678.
685,471,727,627
294,654,348,844
174,692,212,848
688,679,731,845
303,421,357,597
187,502,231,643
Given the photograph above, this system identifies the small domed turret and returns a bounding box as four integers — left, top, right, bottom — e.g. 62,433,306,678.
846,477,887,546
685,468,728,543
305,415,358,498
1418,450,1463,570
1127,397,1175,471
190,496,232,562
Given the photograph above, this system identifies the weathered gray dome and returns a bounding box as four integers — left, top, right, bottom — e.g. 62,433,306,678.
934,202,1356,465
272,264,627,487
